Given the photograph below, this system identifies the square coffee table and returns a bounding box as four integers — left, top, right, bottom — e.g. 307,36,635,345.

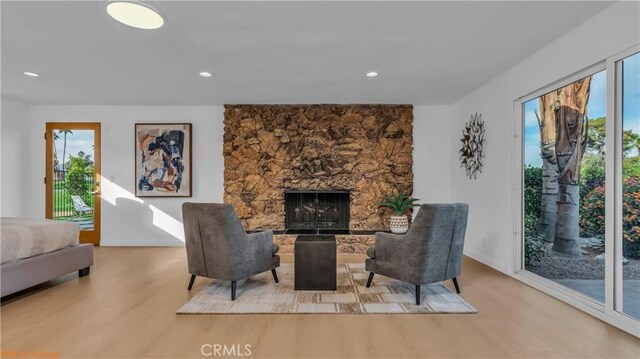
294,234,337,291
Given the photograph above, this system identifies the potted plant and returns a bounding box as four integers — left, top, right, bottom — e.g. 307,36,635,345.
378,193,421,234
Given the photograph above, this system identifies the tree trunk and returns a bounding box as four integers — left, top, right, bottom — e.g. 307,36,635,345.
551,183,582,256
62,134,68,172
550,76,591,257
537,96,559,243
53,145,59,171
539,158,558,242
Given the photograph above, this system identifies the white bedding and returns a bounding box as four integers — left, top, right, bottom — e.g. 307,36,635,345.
0,217,80,264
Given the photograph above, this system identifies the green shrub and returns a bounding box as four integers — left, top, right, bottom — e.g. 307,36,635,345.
66,167,87,197
524,166,542,232
580,184,605,238
524,235,545,266
622,177,640,259
624,157,640,178
524,214,539,237
65,152,93,200
580,155,605,199
581,177,640,259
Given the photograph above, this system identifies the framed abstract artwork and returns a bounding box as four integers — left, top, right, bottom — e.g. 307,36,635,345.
135,123,192,197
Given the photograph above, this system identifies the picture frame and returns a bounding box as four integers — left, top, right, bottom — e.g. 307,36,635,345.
135,123,192,197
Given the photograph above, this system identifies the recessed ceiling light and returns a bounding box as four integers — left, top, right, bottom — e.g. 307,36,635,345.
106,1,164,30
199,72,212,78
366,71,379,78
24,71,39,77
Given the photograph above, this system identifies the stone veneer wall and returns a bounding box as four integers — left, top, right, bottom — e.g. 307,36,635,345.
223,104,413,230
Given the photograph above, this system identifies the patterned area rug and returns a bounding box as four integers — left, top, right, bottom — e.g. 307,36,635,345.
177,263,477,314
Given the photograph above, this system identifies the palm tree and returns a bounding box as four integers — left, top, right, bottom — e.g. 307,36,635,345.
534,105,558,243
53,132,60,171
538,77,592,257
58,130,73,171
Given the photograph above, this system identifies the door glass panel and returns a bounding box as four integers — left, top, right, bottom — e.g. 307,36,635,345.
52,129,95,231
621,52,640,320
524,70,607,303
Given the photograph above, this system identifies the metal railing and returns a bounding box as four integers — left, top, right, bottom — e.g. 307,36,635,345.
53,170,95,219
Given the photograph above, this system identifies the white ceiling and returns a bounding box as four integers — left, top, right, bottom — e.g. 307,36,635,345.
1,1,614,106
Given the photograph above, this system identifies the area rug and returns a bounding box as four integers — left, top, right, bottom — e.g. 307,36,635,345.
177,263,477,314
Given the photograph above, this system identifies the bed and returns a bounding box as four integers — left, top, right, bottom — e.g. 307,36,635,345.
1,217,94,297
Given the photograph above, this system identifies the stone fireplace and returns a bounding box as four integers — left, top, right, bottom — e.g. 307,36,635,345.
285,190,350,234
223,104,413,234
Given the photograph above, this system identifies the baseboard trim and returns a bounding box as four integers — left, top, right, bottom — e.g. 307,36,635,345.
463,248,512,275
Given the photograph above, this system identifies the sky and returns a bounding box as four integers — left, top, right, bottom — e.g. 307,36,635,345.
54,130,94,166
524,53,640,167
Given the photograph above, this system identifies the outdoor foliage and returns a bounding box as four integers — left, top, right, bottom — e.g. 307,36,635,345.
581,177,640,259
65,151,94,200
523,167,546,266
580,185,605,238
586,117,606,156
526,115,640,259
622,177,640,258
524,166,542,234
524,234,545,266
624,157,640,178
580,154,605,199
378,194,420,216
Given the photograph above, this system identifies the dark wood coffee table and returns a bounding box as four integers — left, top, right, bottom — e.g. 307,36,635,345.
294,234,337,291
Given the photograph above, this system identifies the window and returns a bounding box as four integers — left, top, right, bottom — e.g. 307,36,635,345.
620,52,639,320
518,47,640,331
523,70,607,303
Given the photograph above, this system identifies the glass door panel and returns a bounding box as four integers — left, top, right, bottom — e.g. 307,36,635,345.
523,70,607,303
46,123,101,245
620,52,640,320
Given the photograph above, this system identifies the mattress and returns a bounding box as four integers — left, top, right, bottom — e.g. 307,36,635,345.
0,217,80,264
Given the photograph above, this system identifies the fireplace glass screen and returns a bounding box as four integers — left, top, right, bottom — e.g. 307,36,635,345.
285,190,349,230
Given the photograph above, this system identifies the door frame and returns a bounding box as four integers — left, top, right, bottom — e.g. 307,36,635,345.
45,122,101,245
605,44,640,324
511,45,640,337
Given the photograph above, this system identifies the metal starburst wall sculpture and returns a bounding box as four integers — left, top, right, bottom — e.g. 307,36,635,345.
459,113,485,179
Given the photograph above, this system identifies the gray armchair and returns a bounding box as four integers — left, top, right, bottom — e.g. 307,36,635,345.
365,203,469,305
182,203,280,300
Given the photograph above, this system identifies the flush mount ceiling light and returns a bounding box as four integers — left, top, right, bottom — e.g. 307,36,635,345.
199,72,212,78
366,71,379,78
106,1,164,30
23,71,39,77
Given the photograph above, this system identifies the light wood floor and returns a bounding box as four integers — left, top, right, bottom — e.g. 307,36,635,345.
1,247,638,358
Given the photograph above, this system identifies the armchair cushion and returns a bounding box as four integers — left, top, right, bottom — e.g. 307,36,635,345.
244,231,278,255
366,245,375,259
365,203,469,286
371,232,414,263
182,203,280,282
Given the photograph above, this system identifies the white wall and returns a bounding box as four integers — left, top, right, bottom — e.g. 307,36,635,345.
1,97,30,217
450,1,640,274
22,105,225,246
3,3,635,251
2,102,452,246
413,106,453,205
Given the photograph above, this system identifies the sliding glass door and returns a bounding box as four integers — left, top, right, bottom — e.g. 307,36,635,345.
518,46,639,331
617,51,639,320
522,69,607,303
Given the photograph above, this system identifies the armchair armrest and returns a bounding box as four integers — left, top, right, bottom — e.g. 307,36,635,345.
246,230,277,258
372,232,414,262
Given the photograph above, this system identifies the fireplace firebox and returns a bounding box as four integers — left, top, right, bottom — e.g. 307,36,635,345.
285,190,349,234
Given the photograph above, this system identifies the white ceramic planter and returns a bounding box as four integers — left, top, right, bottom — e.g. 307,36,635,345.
389,215,409,234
